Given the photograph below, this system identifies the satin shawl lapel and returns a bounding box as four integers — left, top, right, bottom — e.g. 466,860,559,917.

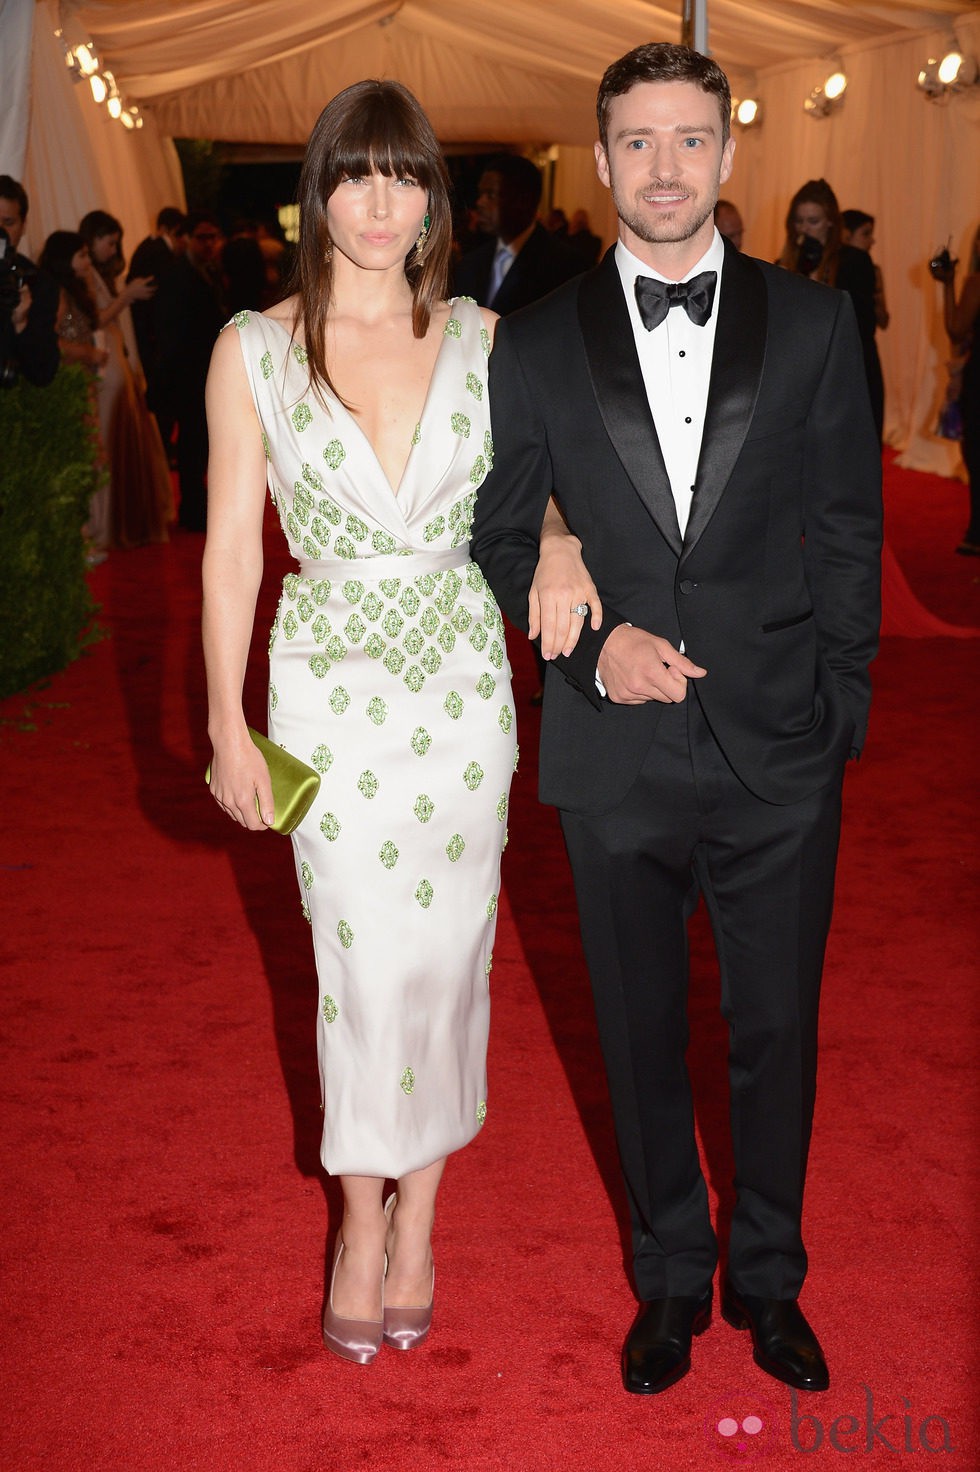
577,250,682,555
683,243,768,556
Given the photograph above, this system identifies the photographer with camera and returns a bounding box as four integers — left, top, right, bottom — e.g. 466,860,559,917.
778,179,881,441
931,228,980,555
0,176,59,388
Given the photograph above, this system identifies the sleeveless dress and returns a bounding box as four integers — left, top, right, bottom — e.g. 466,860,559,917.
234,299,516,1179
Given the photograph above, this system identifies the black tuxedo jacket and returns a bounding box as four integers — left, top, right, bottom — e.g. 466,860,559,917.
452,223,585,314
471,242,882,814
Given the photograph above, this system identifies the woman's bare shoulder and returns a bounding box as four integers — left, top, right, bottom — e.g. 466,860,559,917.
263,294,302,335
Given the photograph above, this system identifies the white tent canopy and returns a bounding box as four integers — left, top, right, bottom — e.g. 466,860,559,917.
10,0,980,467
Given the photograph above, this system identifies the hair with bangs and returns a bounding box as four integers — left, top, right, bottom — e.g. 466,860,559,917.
597,42,731,151
291,79,452,404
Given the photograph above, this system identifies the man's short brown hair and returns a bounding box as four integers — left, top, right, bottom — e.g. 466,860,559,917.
597,43,732,151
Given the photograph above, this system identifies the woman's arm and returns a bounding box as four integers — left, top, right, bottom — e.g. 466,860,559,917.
529,497,603,660
96,275,156,327
202,324,275,830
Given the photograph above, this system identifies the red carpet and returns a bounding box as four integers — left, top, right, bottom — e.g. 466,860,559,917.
2,455,977,1469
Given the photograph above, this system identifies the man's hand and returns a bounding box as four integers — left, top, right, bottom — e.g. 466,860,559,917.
597,625,706,704
11,282,31,333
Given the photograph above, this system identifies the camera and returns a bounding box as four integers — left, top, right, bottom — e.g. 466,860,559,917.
928,244,956,281
795,233,824,274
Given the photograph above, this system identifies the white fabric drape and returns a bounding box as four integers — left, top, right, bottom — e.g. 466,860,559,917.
23,1,980,469
0,0,35,179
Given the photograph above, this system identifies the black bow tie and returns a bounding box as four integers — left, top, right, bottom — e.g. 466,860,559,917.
634,270,717,330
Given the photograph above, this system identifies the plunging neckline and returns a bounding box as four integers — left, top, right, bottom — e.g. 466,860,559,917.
262,310,454,499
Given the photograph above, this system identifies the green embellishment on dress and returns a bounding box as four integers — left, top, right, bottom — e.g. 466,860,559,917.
480,326,491,356
444,691,464,721
318,496,342,525
423,515,446,543
400,1067,415,1094
372,530,397,554
322,994,338,1023
367,697,387,726
411,727,431,757
487,893,498,920
463,762,484,791
346,513,369,542
465,371,483,401
343,579,364,604
365,633,386,660
283,573,300,598
503,826,509,850
293,342,309,366
421,647,441,676
329,686,350,715
484,429,494,465
379,577,401,599
414,794,434,823
345,613,366,644
261,431,271,461
358,771,379,799
270,684,278,711
444,316,462,339
283,611,298,639
476,1100,487,1125
312,614,330,644
325,635,347,663
476,673,495,700
469,454,487,485
399,586,420,618
292,404,313,432
496,794,507,822
301,862,314,890
452,606,472,633
338,921,354,950
411,421,421,446
233,310,250,329
489,641,505,670
301,898,311,924
312,579,331,605
297,594,314,622
302,535,320,560
417,574,436,597
361,592,383,622
302,463,324,492
469,623,488,653
499,705,514,735
323,439,346,471
383,609,404,638
438,625,457,654
385,648,407,676
513,743,520,771
403,627,424,657
286,513,301,543
310,516,331,546
404,664,424,692
311,744,333,774
485,954,493,977
379,841,398,869
420,606,439,636
415,879,434,909
260,350,274,380
333,536,356,560
446,834,465,863
320,812,340,840
451,412,471,438
308,653,330,679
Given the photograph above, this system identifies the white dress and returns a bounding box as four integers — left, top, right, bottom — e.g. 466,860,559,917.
234,299,516,1179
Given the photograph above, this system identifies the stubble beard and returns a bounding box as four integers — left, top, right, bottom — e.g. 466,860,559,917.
614,176,716,247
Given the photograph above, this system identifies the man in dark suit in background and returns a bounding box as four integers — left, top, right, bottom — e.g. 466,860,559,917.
453,154,584,313
127,206,187,458
472,44,881,1399
0,175,59,388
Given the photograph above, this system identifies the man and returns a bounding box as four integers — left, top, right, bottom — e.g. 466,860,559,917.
472,44,880,1398
0,175,59,387
714,197,744,251
154,210,225,531
453,154,584,313
127,206,187,457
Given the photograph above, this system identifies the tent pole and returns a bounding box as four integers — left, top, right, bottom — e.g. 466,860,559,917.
681,0,708,54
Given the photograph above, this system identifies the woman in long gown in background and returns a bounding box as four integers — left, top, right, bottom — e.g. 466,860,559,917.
202,80,599,1364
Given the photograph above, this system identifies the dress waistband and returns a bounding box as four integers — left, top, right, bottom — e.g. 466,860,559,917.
296,543,471,581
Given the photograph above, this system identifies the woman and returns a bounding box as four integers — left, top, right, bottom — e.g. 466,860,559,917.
38,230,109,374
778,179,882,441
78,210,173,549
203,80,598,1364
936,226,980,555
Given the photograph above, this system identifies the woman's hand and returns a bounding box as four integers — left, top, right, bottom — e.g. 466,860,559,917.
124,275,156,304
207,727,275,831
529,499,602,660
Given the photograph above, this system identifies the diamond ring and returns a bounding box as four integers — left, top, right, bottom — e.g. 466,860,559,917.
572,603,590,617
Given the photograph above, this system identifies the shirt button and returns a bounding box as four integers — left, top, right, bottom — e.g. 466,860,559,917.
678,350,686,358
684,416,692,424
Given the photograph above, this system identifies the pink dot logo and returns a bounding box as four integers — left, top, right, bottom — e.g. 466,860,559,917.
706,1396,777,1457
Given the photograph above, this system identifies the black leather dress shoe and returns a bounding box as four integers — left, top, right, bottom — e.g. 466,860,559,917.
621,1289,712,1395
722,1284,829,1392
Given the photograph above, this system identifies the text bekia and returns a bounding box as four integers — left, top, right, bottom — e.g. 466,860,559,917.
791,1385,954,1454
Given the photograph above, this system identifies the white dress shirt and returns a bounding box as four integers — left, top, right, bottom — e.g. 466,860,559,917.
615,228,725,539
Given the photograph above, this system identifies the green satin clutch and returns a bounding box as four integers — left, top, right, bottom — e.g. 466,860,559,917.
205,727,321,835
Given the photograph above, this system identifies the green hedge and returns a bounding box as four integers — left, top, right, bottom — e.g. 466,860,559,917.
0,366,100,699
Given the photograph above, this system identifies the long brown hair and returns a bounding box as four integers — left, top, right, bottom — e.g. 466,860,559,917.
779,178,842,285
291,79,452,405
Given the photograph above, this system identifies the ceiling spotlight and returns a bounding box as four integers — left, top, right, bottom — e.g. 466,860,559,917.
804,87,830,119
89,72,108,104
917,50,979,99
733,97,761,128
107,95,123,119
824,70,847,101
